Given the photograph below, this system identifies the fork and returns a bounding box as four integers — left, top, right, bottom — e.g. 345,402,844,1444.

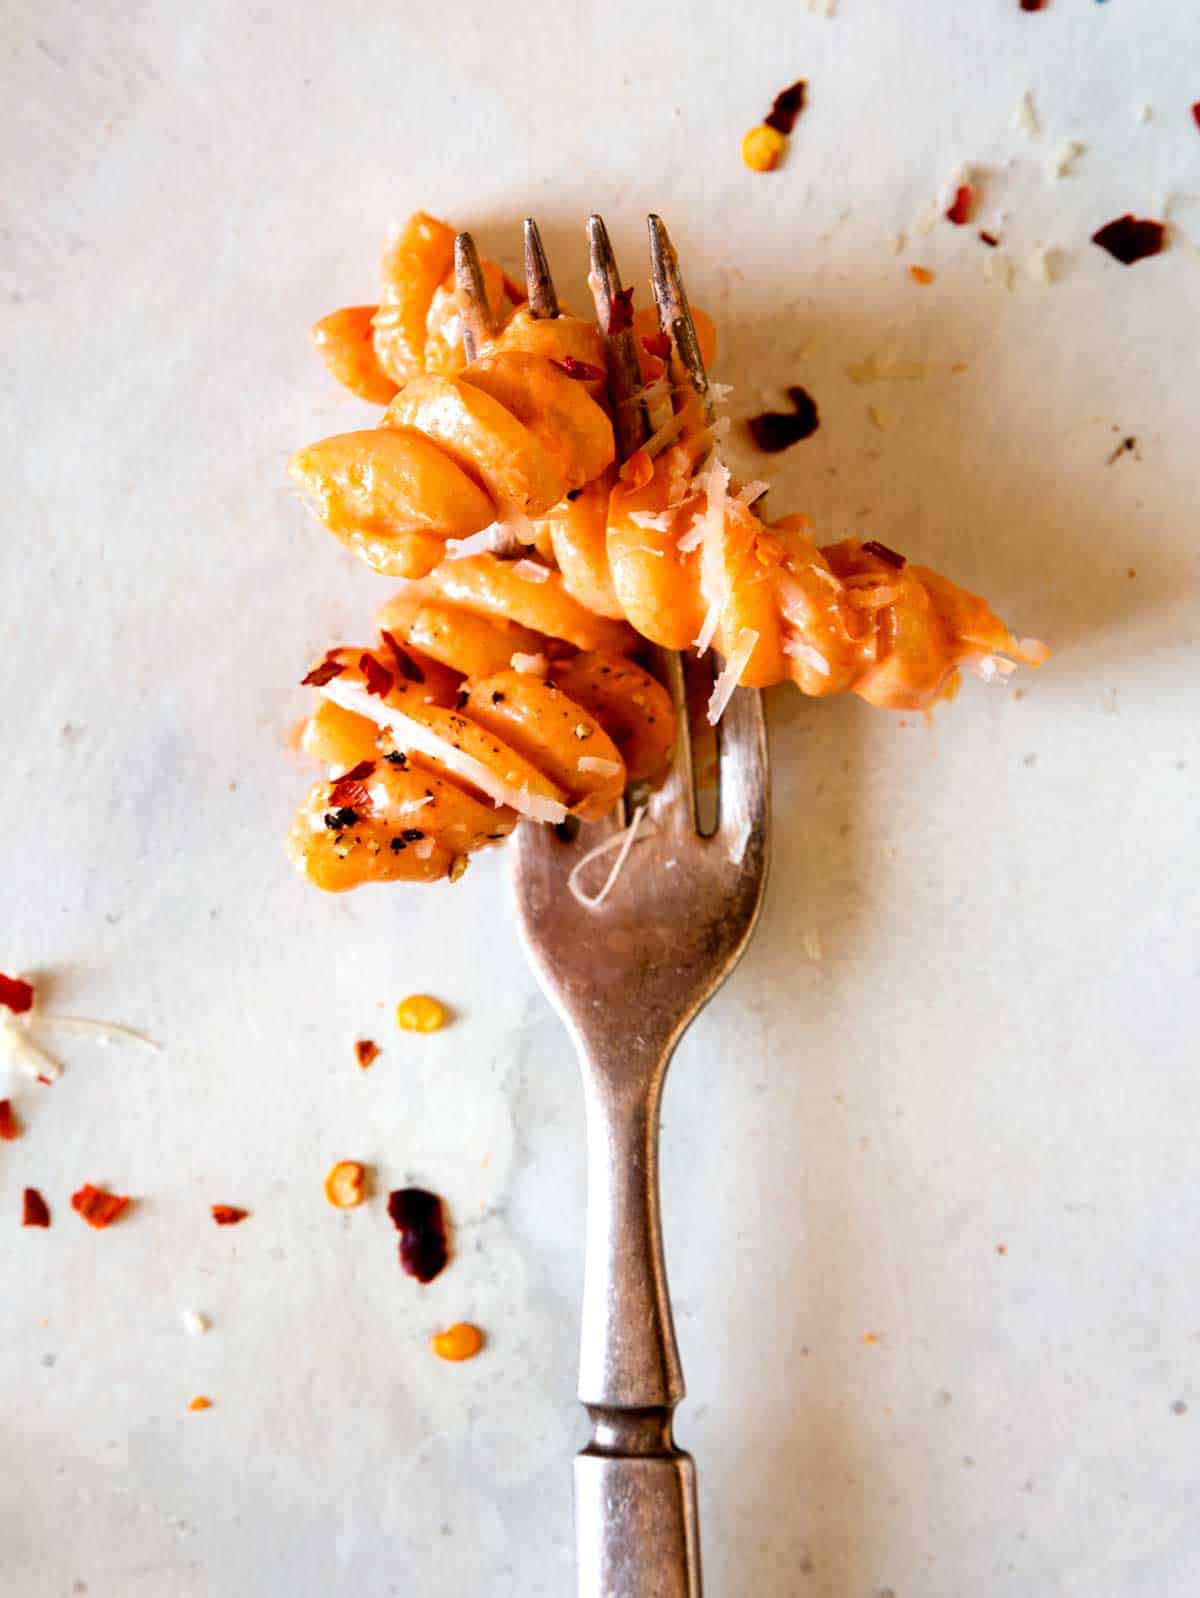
456,215,770,1596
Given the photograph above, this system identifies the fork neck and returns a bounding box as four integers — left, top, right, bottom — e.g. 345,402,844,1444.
576,1034,684,1413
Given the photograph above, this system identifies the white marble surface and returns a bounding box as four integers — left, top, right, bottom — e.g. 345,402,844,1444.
3,2,1199,1593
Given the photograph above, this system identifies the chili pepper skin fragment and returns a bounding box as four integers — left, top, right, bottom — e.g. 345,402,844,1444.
71,1184,130,1229
22,1187,50,1227
388,1187,449,1282
432,1322,484,1361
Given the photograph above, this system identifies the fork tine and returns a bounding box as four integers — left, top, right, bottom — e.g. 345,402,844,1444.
523,218,560,320
454,230,492,362
586,214,649,462
647,215,713,422
714,683,769,864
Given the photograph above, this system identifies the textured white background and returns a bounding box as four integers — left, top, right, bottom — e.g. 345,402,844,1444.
3,2,1199,1594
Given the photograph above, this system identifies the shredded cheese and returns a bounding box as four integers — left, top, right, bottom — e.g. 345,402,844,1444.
567,806,650,910
322,679,567,825
707,629,759,726
783,638,833,676
32,1016,162,1049
0,1016,63,1082
445,524,504,560
510,652,548,676
577,756,621,776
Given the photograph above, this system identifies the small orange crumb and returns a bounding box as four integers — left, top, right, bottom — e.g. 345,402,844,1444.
432,1322,485,1362
324,1160,366,1209
909,266,935,285
996,1243,1008,1255
354,1038,380,1069
741,125,787,173
396,994,446,1033
188,1396,213,1412
863,1332,879,1345
1127,568,1137,579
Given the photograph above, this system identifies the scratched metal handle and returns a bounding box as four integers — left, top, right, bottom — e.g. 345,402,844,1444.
573,1041,703,1597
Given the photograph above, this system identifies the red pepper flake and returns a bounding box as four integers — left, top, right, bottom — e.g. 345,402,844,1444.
551,356,606,382
862,540,907,570
606,286,635,337
1019,0,1046,10
71,1183,130,1230
301,657,345,688
1193,103,1200,132
358,653,394,699
0,1099,20,1140
764,78,807,136
747,386,820,453
979,230,1000,248
22,1187,51,1228
354,1038,380,1069
909,265,934,286
387,1186,449,1283
379,630,425,684
1091,214,1167,265
945,184,973,226
640,332,672,360
328,760,376,815
211,1204,249,1226
0,973,35,1014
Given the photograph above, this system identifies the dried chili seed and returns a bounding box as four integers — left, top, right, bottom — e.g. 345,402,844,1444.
909,265,934,285
397,993,446,1032
354,1038,380,1069
359,653,394,698
0,1099,19,1140
324,1160,367,1209
431,1322,485,1362
71,1184,130,1230
747,386,820,453
328,762,375,815
22,1187,50,1227
211,1204,249,1226
945,184,973,226
741,124,787,172
764,79,807,136
640,332,671,359
979,230,1000,247
0,973,35,1014
862,540,907,570
387,1187,449,1283
607,286,635,336
301,658,345,688
1091,214,1166,265
188,1395,213,1412
551,356,605,382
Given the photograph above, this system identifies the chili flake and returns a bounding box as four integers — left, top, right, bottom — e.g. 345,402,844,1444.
71,1183,130,1230
640,332,671,359
0,1099,19,1140
379,630,425,683
359,653,394,699
301,658,345,688
551,356,605,382
909,265,934,285
211,1204,249,1226
354,1038,380,1069
747,386,820,452
388,1187,449,1283
945,184,973,226
764,79,807,136
862,540,907,569
1091,214,1166,265
432,1322,485,1362
22,1187,51,1228
0,974,35,1014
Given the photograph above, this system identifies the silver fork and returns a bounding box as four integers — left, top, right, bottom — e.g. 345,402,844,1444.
457,216,770,1596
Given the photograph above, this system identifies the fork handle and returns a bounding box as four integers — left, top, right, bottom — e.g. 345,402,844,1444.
574,1055,702,1596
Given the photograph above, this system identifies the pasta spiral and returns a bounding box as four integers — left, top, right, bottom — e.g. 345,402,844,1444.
541,395,1047,712
287,557,675,891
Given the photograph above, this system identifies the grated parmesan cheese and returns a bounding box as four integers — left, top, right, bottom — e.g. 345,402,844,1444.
182,1309,209,1337
0,1016,63,1082
1012,90,1040,139
322,679,567,825
707,629,759,726
567,806,651,910
1046,139,1086,180
510,652,548,676
783,638,833,676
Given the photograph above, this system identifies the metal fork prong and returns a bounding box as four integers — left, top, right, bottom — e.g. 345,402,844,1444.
647,214,713,423
523,218,560,320
454,231,492,362
586,214,650,462
715,683,770,866
646,648,699,836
